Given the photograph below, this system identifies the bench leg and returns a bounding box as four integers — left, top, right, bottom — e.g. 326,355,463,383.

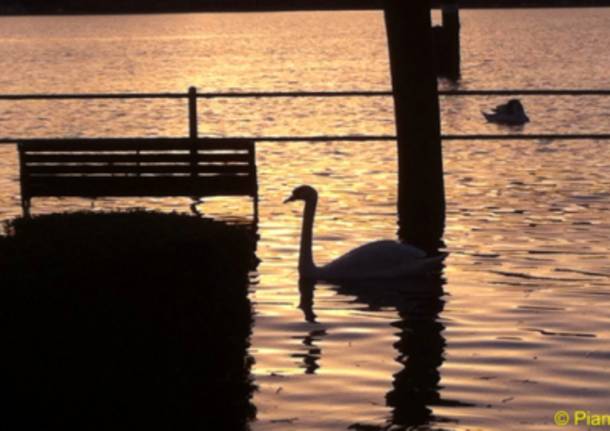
22,197,31,219
253,194,259,225
190,197,204,217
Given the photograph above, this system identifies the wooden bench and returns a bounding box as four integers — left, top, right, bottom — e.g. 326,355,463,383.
17,138,258,220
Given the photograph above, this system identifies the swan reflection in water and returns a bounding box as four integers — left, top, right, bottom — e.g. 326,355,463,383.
297,272,470,430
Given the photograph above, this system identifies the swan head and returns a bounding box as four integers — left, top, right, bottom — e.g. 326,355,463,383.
283,185,318,204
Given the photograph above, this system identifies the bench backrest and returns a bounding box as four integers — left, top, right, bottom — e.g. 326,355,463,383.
18,138,257,199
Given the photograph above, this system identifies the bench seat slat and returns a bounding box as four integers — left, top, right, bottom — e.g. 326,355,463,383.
26,165,253,175
28,176,257,197
20,139,253,152
22,153,251,164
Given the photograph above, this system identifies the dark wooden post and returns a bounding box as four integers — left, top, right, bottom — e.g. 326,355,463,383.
17,143,31,218
188,86,198,139
384,0,446,252
442,0,460,80
188,86,198,177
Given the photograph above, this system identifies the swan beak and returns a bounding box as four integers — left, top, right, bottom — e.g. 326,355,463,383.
283,195,295,204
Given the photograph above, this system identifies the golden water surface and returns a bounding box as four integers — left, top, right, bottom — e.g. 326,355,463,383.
1,9,609,430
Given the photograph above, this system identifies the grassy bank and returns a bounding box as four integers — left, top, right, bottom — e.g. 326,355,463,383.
0,211,257,430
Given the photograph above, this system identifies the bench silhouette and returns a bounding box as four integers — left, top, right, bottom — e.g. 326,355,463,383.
18,138,258,219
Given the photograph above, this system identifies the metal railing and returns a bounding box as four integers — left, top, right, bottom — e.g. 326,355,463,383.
1,86,609,144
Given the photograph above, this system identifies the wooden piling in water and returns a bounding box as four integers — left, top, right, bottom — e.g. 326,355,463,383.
432,0,461,80
441,0,461,80
384,0,446,251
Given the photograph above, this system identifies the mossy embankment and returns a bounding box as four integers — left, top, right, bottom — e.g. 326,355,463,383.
0,211,257,430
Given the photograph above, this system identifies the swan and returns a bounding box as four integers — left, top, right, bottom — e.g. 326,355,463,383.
482,99,530,125
284,185,444,281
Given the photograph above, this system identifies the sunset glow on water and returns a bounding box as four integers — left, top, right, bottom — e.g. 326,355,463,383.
1,9,609,430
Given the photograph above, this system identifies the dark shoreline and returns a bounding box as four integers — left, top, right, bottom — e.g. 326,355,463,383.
2,1,610,16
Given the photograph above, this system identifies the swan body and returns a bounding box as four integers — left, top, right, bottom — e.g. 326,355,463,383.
482,99,530,125
315,240,443,281
284,185,443,281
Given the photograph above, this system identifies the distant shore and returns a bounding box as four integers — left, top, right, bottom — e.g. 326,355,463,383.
2,1,610,16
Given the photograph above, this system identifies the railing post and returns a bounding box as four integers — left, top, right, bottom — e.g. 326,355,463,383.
188,86,198,139
188,86,198,177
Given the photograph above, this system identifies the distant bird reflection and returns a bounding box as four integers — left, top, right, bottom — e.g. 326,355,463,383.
297,269,470,429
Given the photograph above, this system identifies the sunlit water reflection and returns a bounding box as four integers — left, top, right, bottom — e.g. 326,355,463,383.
1,9,609,430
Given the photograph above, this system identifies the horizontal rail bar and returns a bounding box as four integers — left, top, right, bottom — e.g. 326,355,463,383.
0,93,187,100
3,134,610,145
440,89,610,96
2,89,610,101
196,91,393,98
442,134,610,140
2,136,395,144
0,91,392,100
200,89,610,97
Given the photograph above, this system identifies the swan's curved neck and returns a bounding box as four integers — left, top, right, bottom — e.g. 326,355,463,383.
299,196,318,277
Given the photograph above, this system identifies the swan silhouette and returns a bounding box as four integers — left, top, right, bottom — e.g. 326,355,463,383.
284,185,444,281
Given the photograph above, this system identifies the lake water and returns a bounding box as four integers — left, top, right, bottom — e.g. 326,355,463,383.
1,9,610,430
